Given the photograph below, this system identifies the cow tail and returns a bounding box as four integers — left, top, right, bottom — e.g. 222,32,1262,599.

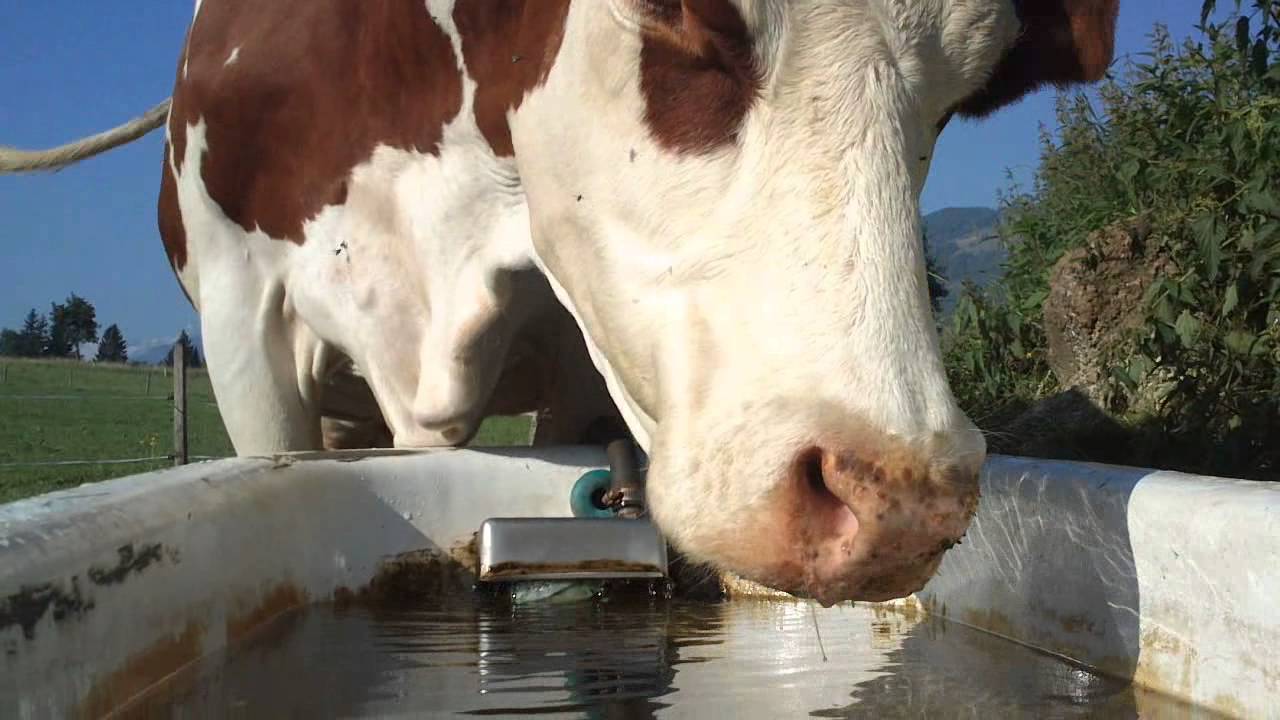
0,98,171,174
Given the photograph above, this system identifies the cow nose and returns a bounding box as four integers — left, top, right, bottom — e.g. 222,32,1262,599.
789,442,981,605
409,409,470,444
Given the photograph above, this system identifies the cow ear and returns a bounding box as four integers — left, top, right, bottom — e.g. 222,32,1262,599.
631,0,761,152
955,0,1120,118
630,0,754,65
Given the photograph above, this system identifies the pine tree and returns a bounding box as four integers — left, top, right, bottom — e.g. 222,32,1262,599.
46,303,73,357
95,324,128,363
163,330,201,368
17,309,49,358
0,329,20,356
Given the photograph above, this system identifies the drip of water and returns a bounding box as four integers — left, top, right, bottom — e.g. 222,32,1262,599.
810,601,829,662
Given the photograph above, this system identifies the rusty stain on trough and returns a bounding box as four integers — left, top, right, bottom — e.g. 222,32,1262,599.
1131,625,1199,704
76,621,204,720
1055,611,1098,636
960,607,1020,640
337,537,482,607
88,543,165,586
450,534,479,574
357,549,476,605
226,583,308,645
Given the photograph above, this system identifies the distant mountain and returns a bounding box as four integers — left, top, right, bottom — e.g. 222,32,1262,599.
131,331,205,366
923,206,1007,315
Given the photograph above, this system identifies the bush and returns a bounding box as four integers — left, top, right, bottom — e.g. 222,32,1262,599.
943,0,1280,480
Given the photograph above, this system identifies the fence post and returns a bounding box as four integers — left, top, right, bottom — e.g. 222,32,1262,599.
173,343,188,466
145,370,152,396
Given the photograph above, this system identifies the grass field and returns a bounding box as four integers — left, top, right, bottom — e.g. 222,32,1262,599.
0,358,531,504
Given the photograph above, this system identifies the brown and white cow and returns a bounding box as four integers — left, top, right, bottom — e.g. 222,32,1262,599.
0,0,1118,605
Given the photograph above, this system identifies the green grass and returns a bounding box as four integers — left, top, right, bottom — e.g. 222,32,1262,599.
471,416,535,447
0,358,531,504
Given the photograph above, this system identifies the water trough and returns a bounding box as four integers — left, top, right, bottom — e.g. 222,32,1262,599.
1,447,1276,718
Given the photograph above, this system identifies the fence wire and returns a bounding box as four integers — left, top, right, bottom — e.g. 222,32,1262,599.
0,359,232,475
0,455,224,469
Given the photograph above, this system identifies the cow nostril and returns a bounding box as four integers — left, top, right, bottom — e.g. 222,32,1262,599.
802,449,825,495
795,447,855,527
799,448,846,509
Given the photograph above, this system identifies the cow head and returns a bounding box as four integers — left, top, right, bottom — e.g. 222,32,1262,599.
510,0,1118,605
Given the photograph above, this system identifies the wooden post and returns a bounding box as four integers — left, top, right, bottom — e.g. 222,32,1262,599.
173,343,189,466
68,366,73,388
145,370,152,396
1,364,7,384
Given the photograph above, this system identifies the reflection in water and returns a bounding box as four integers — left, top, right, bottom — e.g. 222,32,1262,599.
132,590,1207,719
471,597,688,718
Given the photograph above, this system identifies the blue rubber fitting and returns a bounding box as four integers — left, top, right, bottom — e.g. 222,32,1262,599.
570,469,615,518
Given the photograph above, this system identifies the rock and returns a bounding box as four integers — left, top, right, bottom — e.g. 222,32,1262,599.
1041,218,1173,402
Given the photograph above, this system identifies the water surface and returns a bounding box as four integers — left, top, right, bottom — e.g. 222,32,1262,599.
129,592,1201,718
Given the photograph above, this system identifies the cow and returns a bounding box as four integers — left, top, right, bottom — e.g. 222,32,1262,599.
0,0,1118,606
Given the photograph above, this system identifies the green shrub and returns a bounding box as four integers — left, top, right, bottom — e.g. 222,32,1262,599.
944,0,1280,479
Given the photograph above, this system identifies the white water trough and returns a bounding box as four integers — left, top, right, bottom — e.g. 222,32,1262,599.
1,448,1276,718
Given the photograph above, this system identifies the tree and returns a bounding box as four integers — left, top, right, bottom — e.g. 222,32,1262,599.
923,229,949,318
45,303,73,358
163,330,203,368
0,329,20,356
48,294,98,359
95,324,128,363
16,309,49,358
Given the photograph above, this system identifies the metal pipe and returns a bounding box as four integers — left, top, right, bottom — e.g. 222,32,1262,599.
605,438,645,518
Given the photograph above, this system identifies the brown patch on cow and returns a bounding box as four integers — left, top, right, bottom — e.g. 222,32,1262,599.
167,33,191,168
454,0,572,157
955,0,1120,118
166,0,465,243
157,144,190,279
225,582,307,645
638,0,762,153
77,621,204,719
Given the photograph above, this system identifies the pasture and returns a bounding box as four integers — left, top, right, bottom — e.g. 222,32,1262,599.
0,358,531,503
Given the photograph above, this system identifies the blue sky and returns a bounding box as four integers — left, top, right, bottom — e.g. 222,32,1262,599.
0,1,1202,354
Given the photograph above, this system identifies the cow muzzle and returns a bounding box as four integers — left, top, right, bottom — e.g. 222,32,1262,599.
781,443,981,606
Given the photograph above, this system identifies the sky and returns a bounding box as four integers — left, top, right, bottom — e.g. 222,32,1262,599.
0,1,1203,355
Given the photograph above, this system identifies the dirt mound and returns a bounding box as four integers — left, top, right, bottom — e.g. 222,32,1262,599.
1041,218,1174,400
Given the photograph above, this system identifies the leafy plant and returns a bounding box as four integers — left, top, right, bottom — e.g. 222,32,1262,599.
944,0,1280,479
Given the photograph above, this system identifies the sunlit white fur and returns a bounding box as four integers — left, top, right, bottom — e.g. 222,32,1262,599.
173,0,1019,575
512,0,1017,555
171,0,544,454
